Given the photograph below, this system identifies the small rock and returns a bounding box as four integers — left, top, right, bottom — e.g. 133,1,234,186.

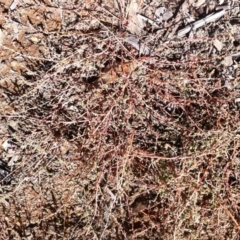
213,38,223,51
221,56,233,66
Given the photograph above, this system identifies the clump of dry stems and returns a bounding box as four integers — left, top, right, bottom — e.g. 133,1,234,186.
0,0,240,239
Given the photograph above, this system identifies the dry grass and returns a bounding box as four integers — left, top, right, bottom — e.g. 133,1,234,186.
0,0,240,239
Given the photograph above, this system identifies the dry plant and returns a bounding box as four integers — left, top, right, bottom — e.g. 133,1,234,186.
0,0,240,239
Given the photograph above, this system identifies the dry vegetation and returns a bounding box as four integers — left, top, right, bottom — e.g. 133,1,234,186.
0,0,240,239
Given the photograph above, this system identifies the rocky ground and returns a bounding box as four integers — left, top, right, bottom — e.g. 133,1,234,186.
0,0,240,239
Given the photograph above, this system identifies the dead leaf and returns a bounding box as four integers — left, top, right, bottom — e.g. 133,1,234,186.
125,35,150,55
126,0,145,35
0,101,14,114
10,0,19,10
100,61,139,83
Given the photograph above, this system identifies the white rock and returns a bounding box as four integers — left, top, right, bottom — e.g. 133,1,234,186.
213,39,223,52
